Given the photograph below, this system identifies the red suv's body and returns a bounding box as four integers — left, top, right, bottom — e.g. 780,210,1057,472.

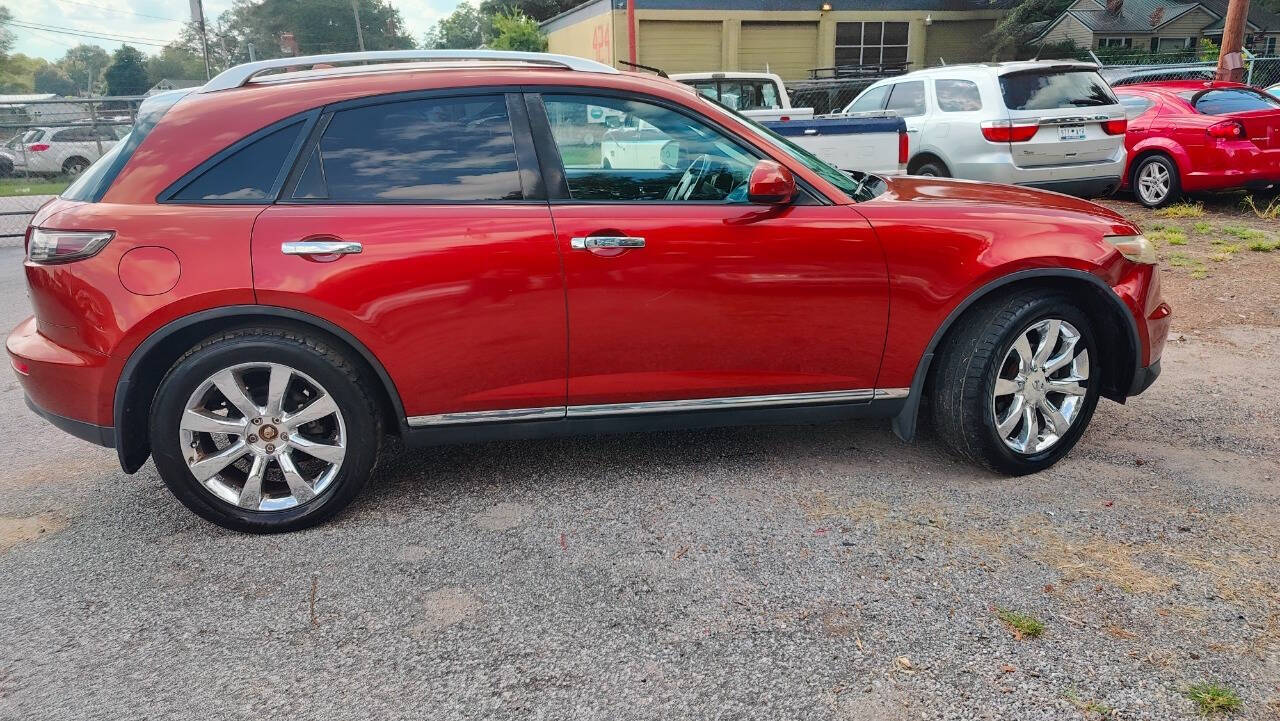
1115,80,1280,207
8,52,1169,531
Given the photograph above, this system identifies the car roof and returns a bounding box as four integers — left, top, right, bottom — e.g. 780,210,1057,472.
1115,80,1255,98
875,60,1099,81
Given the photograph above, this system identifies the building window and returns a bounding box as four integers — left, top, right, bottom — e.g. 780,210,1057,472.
1155,37,1192,52
1267,36,1278,56
1097,37,1133,48
835,22,909,67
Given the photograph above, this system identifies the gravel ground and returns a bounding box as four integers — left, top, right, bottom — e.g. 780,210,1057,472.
1,198,1278,720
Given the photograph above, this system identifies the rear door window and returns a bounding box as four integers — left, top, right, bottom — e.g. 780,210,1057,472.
169,121,306,202
847,84,890,113
885,81,926,116
999,70,1116,110
293,94,523,202
1180,89,1280,114
935,79,982,112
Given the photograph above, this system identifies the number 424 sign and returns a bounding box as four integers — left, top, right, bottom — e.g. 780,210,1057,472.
592,22,612,63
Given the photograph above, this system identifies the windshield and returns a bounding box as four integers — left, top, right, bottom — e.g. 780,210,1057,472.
700,96,878,201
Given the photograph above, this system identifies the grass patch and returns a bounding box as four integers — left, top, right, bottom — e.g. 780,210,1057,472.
1148,228,1188,246
1191,268,1209,279
0,177,68,197
1168,251,1195,267
1247,240,1278,252
1184,683,1242,715
996,607,1045,639
1240,194,1280,220
1155,201,1204,218
1209,252,1233,262
1192,221,1213,234
1065,689,1114,717
1222,225,1268,242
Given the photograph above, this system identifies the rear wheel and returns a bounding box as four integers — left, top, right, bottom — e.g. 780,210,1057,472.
149,328,381,533
1132,154,1180,208
912,158,950,177
929,291,1101,475
62,157,90,176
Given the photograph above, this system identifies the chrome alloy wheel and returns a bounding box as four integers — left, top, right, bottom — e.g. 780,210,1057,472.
179,362,346,512
991,319,1090,455
1136,161,1171,205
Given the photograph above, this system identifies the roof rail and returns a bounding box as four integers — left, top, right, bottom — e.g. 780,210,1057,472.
198,50,618,93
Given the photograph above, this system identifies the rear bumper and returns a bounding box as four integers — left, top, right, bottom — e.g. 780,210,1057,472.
24,394,114,447
1128,358,1161,397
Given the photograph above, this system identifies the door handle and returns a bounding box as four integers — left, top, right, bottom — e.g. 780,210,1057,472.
281,240,363,256
570,236,645,250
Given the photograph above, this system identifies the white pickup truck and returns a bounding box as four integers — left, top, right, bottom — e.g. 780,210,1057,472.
671,72,815,122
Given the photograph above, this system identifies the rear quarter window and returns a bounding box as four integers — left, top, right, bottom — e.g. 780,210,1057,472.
999,70,1116,110
167,121,306,202
935,79,983,112
1179,89,1280,114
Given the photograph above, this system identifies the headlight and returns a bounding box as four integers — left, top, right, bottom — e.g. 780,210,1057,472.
26,228,114,264
1105,234,1157,265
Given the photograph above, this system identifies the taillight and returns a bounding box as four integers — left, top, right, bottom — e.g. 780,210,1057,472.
26,228,114,264
1102,118,1127,135
1206,120,1246,139
27,143,50,152
898,131,909,165
777,115,790,122
10,357,29,376
981,120,1039,143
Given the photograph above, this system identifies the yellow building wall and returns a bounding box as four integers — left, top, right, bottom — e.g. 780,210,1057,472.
637,20,724,72
738,22,820,79
546,7,618,66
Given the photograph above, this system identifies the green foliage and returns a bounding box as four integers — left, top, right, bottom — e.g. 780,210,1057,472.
1198,37,1220,62
995,607,1045,638
104,45,149,96
479,0,581,22
985,0,1075,59
0,53,48,94
0,5,14,57
424,1,489,49
145,46,207,87
33,65,76,95
1183,683,1242,715
58,44,110,95
488,10,548,52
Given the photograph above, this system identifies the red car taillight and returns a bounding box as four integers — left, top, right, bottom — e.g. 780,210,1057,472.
1102,118,1127,135
980,120,1039,142
898,131,909,165
1206,120,1246,139
27,143,50,152
26,228,115,264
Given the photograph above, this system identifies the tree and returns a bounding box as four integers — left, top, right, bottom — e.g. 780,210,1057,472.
0,6,15,57
488,10,548,52
146,46,207,86
34,65,77,95
0,54,45,94
478,0,581,22
58,44,110,95
984,0,1075,60
104,45,150,96
423,2,487,49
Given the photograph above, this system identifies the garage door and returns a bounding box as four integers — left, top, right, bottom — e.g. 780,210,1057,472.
738,22,820,81
638,21,722,73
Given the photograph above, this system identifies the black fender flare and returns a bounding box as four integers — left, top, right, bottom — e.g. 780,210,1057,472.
890,268,1142,442
113,305,407,473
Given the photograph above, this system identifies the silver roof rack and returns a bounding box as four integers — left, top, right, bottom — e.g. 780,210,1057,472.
199,50,618,93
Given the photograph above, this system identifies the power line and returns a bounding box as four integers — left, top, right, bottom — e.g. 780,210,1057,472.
10,17,173,44
2,19,173,47
48,0,186,24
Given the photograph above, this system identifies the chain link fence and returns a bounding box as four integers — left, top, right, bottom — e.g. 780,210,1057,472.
0,96,143,238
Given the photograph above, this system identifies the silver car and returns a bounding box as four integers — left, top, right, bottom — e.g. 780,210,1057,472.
843,61,1128,198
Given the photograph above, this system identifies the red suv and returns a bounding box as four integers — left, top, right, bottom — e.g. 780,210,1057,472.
8,51,1170,533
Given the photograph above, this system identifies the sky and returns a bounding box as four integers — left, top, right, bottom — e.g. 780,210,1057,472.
7,0,467,61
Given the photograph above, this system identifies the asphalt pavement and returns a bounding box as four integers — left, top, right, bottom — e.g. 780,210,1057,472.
1,242,1278,720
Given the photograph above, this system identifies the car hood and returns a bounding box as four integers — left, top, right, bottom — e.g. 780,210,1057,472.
864,175,1130,224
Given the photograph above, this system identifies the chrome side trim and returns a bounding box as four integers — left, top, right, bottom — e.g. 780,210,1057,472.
406,387,912,427
407,406,566,427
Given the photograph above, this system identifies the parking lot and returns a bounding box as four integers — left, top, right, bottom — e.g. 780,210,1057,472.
1,194,1278,719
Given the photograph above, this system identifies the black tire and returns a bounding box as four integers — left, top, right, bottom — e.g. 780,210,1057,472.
62,157,90,176
912,158,950,177
149,328,382,533
929,290,1101,475
1131,154,1181,208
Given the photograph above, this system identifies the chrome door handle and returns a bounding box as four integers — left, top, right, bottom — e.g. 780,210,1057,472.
570,236,645,250
281,240,363,256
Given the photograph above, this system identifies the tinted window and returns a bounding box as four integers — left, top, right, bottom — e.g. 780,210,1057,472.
885,81,926,116
171,122,304,202
543,94,758,202
1181,89,1280,114
999,70,1116,110
936,79,982,112
295,95,522,202
52,127,91,142
1118,94,1155,118
847,84,889,113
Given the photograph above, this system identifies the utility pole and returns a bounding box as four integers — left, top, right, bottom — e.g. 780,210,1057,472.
351,0,366,52
1216,0,1249,82
190,0,212,79
248,42,257,62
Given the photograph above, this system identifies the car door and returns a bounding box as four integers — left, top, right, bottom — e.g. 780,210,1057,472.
884,80,928,157
530,91,888,409
250,92,567,422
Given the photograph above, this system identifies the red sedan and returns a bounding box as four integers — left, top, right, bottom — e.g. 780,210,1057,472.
8,51,1169,532
1115,80,1280,207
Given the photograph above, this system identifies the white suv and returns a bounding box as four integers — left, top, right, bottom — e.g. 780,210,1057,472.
11,124,126,177
842,61,1128,198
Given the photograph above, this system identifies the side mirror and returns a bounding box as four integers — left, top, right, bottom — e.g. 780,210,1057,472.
747,159,795,205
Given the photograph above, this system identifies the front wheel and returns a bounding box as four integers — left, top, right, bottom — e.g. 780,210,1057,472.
149,328,382,533
1132,154,1181,208
929,291,1101,475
